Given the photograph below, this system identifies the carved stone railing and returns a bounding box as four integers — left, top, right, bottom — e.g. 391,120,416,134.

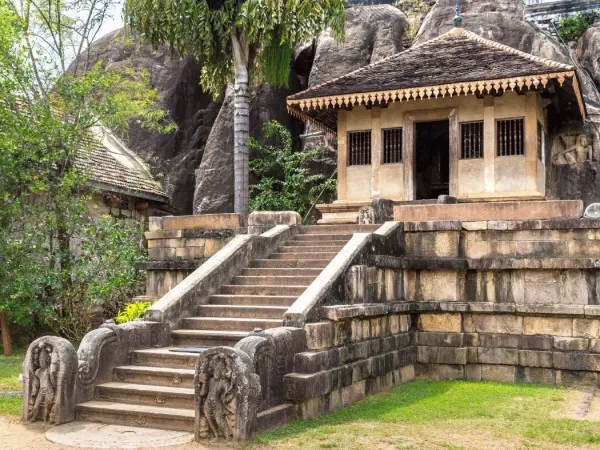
284,222,403,327
194,327,307,442
22,320,170,426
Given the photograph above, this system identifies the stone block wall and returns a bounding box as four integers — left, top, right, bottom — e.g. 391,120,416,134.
416,309,600,386
142,214,243,298
285,308,416,419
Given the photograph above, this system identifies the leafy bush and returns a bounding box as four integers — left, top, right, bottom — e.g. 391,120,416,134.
116,300,153,324
249,121,336,215
558,12,598,42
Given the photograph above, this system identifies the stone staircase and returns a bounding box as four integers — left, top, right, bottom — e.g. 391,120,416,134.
75,224,379,432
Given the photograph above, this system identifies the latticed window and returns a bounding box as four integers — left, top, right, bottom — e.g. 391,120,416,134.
497,118,525,156
383,128,403,164
347,131,372,166
460,121,484,159
537,121,544,161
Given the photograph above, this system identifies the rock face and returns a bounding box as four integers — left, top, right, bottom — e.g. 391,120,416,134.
415,0,570,63
76,29,220,214
577,24,600,89
309,5,408,87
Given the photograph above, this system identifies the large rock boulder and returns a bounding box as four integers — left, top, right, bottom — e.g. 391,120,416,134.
309,5,408,87
576,24,600,90
74,29,220,214
415,0,569,63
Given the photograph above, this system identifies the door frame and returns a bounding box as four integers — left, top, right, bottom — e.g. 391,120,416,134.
403,108,458,200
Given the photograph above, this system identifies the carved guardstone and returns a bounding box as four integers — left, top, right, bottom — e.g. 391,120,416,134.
195,347,260,442
22,336,78,426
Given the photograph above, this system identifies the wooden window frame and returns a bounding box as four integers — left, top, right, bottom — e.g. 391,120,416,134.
382,127,403,164
496,117,525,157
347,130,372,166
460,121,484,160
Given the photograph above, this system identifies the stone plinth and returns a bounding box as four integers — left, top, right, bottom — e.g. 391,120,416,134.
394,200,583,222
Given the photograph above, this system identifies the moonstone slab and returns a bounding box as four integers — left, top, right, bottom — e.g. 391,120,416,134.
45,421,195,448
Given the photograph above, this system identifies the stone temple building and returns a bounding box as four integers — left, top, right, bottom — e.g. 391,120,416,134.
287,20,587,223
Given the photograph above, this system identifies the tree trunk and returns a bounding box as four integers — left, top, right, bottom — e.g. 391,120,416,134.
232,33,250,217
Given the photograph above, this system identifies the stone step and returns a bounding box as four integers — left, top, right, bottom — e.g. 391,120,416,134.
208,294,297,307
95,382,195,409
220,284,308,296
251,259,330,269
287,240,349,247
233,275,316,286
299,225,380,234
181,317,283,331
269,252,339,260
132,348,199,369
76,401,194,432
292,234,353,242
242,268,323,277
171,329,248,347
113,366,195,388
197,304,288,319
277,246,344,253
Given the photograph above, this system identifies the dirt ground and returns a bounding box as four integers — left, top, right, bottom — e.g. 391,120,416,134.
0,416,223,450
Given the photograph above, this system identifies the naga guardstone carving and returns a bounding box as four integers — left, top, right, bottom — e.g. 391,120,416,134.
22,336,78,426
195,347,260,442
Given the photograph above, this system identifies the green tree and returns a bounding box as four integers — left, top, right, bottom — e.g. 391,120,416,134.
0,0,173,341
124,0,346,216
249,121,336,215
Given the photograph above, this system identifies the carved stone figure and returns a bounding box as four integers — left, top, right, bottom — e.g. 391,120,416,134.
553,134,594,165
22,336,78,426
358,206,375,224
195,347,260,442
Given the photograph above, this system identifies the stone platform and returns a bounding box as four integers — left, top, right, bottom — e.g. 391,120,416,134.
394,200,584,223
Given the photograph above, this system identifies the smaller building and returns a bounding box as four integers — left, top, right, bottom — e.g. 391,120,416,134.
76,127,170,221
287,24,586,222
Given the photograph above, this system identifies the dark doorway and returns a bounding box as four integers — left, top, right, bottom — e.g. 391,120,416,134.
415,120,450,200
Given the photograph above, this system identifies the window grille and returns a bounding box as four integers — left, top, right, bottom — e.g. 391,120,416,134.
383,128,403,164
460,121,484,159
537,122,544,161
497,118,525,156
347,131,372,166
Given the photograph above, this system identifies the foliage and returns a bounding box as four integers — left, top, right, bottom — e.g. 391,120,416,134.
558,12,598,42
0,352,24,415
395,0,430,38
116,300,152,324
249,121,336,215
0,0,172,341
253,381,600,448
124,0,346,98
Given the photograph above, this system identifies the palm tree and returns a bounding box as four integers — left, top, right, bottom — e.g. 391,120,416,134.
124,0,345,216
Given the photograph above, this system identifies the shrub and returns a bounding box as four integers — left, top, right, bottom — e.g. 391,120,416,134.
116,300,153,324
558,12,598,42
249,121,336,215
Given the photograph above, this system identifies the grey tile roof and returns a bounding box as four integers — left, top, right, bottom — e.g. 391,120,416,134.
75,140,168,201
289,28,574,101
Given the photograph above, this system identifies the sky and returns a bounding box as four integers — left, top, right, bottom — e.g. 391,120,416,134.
94,0,125,43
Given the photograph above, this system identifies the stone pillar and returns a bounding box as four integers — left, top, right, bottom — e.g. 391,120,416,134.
525,93,538,191
337,110,348,201
448,110,459,197
403,114,415,201
483,96,496,193
371,108,382,198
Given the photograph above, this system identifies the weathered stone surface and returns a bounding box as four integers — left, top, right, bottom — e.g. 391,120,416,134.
477,348,518,365
305,322,335,350
195,347,260,442
480,364,515,383
23,337,78,426
308,5,407,87
518,350,553,369
523,317,573,337
418,313,462,333
553,337,589,352
464,314,523,335
417,346,467,365
584,203,600,219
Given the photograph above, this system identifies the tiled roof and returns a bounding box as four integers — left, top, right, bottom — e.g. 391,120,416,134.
75,135,168,201
289,28,574,101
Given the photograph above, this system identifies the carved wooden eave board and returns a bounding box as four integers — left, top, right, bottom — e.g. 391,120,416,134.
287,28,587,137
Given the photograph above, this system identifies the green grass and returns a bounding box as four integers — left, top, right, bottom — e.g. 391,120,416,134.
250,381,600,449
0,352,24,416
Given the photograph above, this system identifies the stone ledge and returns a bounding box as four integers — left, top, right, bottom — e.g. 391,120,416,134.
145,229,236,240
320,303,410,321
137,261,203,271
403,221,462,232
371,256,600,270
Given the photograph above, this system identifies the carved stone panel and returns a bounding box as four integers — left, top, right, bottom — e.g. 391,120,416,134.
22,336,78,426
552,133,596,165
195,347,260,442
